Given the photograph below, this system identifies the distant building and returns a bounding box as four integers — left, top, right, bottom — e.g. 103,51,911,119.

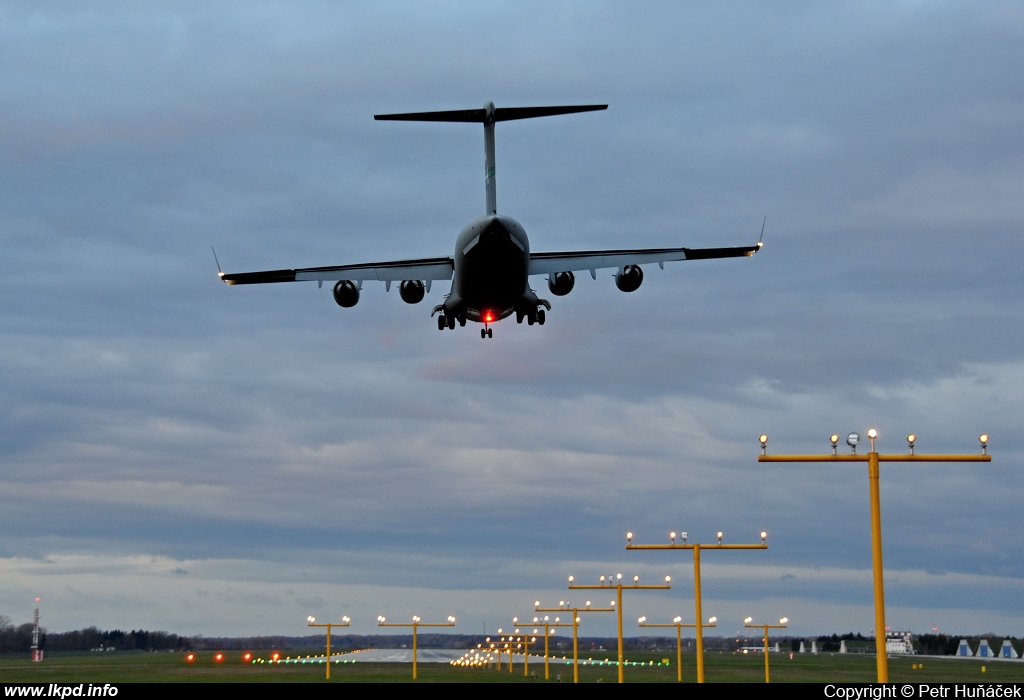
975,639,996,658
885,631,915,655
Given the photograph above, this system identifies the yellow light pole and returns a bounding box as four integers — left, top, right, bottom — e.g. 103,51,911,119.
508,618,541,677
535,599,615,683
477,639,507,670
638,615,717,682
377,614,456,680
627,530,768,683
306,615,350,680
758,431,990,683
568,573,672,684
744,616,788,683
527,609,573,680
487,632,518,672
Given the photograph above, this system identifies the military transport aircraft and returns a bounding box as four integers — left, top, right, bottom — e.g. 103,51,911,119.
218,102,762,338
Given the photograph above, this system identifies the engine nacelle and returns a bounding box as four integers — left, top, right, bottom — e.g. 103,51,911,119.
399,280,425,304
547,271,575,296
614,265,643,293
332,280,359,307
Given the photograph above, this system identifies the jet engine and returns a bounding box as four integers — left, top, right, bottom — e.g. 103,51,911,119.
614,265,643,292
332,280,359,307
547,271,575,296
399,280,425,304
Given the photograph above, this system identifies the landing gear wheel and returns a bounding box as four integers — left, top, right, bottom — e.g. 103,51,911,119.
481,328,486,339
447,315,456,330
537,309,546,325
437,315,446,331
527,313,535,326
458,316,466,327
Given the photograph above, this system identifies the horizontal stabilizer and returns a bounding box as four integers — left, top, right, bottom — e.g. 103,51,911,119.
375,104,607,123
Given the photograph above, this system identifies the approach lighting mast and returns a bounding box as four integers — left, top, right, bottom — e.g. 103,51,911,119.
757,430,990,683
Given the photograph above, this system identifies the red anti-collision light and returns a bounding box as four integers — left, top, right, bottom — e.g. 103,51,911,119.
483,310,495,323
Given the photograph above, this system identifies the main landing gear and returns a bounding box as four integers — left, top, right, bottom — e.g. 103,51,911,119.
436,313,466,330
515,308,546,325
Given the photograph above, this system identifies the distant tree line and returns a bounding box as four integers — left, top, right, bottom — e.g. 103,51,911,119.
0,616,192,653
1,615,1018,657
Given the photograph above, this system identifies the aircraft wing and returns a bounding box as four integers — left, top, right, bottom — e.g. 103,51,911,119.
219,257,454,285
527,242,761,277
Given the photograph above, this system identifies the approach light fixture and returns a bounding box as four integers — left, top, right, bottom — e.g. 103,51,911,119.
907,433,916,454
759,433,768,455
717,531,723,544
980,434,989,455
760,531,767,544
830,433,839,454
868,428,878,451
847,432,860,453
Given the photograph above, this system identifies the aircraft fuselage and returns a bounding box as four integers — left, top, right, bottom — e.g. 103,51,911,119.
440,214,542,326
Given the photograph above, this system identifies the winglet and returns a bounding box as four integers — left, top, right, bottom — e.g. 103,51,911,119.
212,246,225,281
756,216,766,251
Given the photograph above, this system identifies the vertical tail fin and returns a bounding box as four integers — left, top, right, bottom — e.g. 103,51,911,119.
375,103,607,216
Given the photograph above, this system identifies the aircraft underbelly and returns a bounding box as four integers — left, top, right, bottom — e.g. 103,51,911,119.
459,239,527,312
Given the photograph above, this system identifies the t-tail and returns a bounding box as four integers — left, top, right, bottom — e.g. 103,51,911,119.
375,102,607,216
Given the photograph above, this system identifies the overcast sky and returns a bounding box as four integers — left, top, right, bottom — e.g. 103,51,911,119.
1,1,1022,639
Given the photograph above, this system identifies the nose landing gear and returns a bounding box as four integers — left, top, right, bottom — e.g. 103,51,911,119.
480,327,493,339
